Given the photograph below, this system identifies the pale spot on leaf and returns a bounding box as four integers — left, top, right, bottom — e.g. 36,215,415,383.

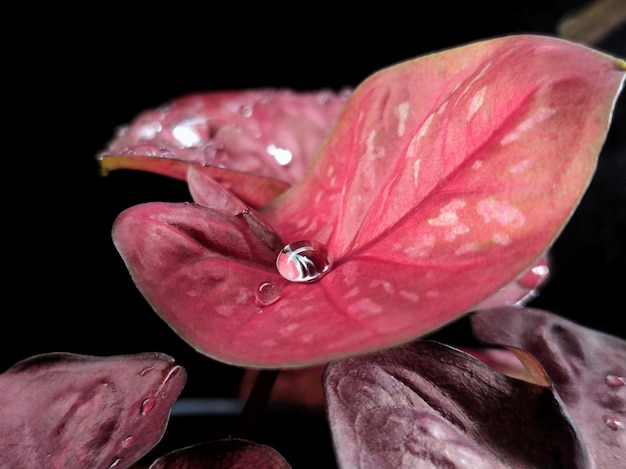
396,101,410,137
477,198,525,227
501,106,556,145
467,86,487,120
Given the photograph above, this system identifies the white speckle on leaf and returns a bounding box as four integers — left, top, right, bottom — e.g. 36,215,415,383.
467,86,487,120
429,199,467,226
396,101,410,137
509,159,532,174
477,198,525,227
365,130,385,160
370,279,394,293
407,113,434,156
345,287,360,299
428,199,469,241
347,298,383,315
501,106,556,145
492,233,512,245
456,242,479,255
399,290,419,302
413,158,421,188
472,160,483,170
403,234,436,257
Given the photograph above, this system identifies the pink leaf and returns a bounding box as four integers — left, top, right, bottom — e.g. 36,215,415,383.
471,307,626,468
148,438,291,468
0,352,186,469
98,88,350,208
112,35,626,367
324,340,590,468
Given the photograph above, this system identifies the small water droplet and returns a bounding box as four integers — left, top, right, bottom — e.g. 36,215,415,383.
276,240,333,283
267,143,293,166
605,374,626,386
109,458,122,469
517,261,550,290
121,436,136,449
604,414,626,431
140,397,156,415
239,104,253,117
255,282,281,305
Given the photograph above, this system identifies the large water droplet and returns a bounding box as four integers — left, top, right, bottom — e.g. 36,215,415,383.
605,374,625,386
255,281,281,305
121,435,136,449
140,397,156,415
604,414,625,431
276,240,333,283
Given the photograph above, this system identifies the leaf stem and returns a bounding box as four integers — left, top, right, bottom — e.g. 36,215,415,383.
234,368,279,440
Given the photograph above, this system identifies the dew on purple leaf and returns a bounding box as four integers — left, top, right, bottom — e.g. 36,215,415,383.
121,435,136,449
605,375,625,387
604,415,625,431
140,397,156,415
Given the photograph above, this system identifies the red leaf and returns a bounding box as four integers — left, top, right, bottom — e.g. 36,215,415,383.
112,35,626,367
148,438,291,469
324,341,590,468
0,352,186,469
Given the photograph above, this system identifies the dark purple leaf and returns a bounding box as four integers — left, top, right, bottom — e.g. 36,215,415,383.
148,438,291,468
0,352,186,469
471,307,626,467
324,340,590,468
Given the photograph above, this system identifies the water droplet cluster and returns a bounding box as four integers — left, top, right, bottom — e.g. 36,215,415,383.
603,374,624,431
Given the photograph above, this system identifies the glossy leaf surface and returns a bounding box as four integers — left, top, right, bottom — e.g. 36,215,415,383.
0,352,186,469
112,35,626,366
99,89,350,208
324,340,589,468
471,307,626,468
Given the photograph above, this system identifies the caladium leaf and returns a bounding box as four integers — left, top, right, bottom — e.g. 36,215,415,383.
98,88,350,208
148,438,291,468
471,307,626,468
0,352,186,469
324,340,590,468
112,35,626,367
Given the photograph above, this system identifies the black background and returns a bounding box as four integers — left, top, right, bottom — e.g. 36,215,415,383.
5,1,625,467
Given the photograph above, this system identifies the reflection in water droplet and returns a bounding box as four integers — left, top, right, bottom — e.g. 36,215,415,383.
239,104,253,117
604,414,625,431
121,436,136,449
109,458,122,469
266,143,293,165
276,240,333,283
255,282,281,306
140,397,156,415
605,374,625,386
